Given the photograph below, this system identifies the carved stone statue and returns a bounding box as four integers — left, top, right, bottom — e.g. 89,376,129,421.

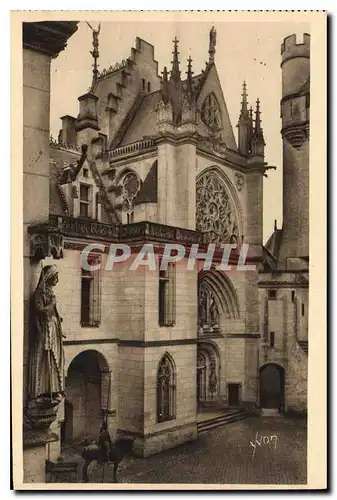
209,367,218,396
86,21,101,54
86,22,101,89
29,264,65,400
209,26,217,63
198,285,208,328
209,297,219,326
198,282,220,330
209,26,217,52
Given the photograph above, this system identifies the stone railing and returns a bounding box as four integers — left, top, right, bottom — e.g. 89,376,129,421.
98,59,128,80
49,214,119,241
106,138,156,160
49,136,81,154
48,215,204,246
197,136,227,157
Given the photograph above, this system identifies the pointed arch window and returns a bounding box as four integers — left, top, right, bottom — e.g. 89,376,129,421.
156,354,176,423
121,171,141,223
201,93,222,130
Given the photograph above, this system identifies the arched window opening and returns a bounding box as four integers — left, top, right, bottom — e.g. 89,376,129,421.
156,354,176,423
121,171,140,224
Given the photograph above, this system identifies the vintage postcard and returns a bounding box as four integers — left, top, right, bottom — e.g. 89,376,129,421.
11,10,327,490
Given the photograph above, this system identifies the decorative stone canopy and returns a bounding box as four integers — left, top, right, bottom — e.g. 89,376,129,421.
28,221,64,261
23,21,79,58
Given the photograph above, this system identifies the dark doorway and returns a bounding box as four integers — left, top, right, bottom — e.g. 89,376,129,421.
63,350,109,444
228,383,240,406
259,364,285,410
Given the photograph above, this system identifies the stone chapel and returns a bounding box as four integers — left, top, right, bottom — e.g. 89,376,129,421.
26,26,309,460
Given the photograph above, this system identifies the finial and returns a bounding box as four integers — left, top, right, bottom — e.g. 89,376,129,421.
251,97,265,155
249,105,253,121
170,36,181,82
209,26,217,64
162,66,169,83
185,56,195,104
86,21,101,92
187,56,193,83
255,98,261,133
161,66,170,104
239,81,249,119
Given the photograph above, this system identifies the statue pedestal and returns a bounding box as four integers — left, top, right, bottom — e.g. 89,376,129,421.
23,394,64,483
23,429,58,483
46,421,61,462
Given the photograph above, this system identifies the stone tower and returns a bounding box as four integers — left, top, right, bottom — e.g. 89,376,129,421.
278,33,310,268
258,33,310,416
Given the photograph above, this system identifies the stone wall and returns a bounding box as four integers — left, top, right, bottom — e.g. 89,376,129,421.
286,345,308,414
258,274,308,412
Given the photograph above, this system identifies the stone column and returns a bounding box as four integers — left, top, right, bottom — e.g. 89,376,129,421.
22,21,78,483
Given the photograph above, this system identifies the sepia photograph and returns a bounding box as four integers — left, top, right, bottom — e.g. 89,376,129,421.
11,10,327,490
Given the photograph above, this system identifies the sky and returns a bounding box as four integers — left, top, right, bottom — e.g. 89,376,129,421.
50,20,310,243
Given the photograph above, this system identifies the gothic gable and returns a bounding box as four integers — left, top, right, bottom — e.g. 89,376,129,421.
197,64,237,151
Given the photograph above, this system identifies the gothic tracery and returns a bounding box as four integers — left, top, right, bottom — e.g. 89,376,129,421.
121,171,141,214
201,93,221,130
157,354,176,423
196,171,239,243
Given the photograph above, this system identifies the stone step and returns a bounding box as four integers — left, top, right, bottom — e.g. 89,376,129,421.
197,409,249,434
260,408,281,417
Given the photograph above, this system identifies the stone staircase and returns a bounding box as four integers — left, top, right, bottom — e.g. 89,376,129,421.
197,408,249,434
298,340,308,354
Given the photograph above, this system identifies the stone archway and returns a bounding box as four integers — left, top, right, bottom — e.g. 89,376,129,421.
62,350,110,444
259,363,285,411
198,270,240,335
196,343,220,407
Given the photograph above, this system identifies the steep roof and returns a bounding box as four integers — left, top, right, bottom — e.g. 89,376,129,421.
135,160,158,204
118,62,237,149
49,161,70,216
262,228,283,271
264,228,283,259
120,91,161,146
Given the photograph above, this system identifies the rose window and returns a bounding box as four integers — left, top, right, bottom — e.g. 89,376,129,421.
196,171,239,243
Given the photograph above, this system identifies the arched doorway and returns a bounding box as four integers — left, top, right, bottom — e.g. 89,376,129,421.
196,343,220,406
259,364,285,411
62,350,110,444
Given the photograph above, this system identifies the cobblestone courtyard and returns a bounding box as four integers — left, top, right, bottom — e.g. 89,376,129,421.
80,416,307,485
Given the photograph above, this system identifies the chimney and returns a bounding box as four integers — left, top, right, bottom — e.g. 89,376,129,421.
60,115,77,146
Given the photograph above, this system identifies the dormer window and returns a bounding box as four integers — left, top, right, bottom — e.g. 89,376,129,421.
83,168,89,178
79,184,92,218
